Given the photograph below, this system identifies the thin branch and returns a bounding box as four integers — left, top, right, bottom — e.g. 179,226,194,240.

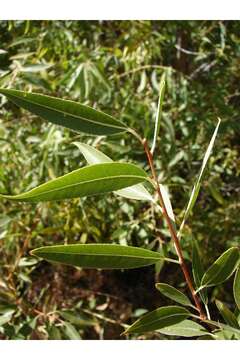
141,137,206,320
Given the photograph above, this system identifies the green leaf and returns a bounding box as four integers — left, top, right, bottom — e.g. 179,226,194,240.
48,325,62,340
215,300,240,329
192,243,208,304
234,268,240,310
178,119,221,238
0,88,127,135
123,306,190,334
59,310,97,328
0,162,149,202
200,247,239,289
151,73,165,155
213,328,240,340
73,142,153,201
157,319,209,338
62,322,81,340
0,309,15,326
155,283,193,308
31,244,167,269
159,184,176,229
204,319,240,339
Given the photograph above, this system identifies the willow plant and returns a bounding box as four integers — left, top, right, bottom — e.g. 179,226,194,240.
0,82,239,339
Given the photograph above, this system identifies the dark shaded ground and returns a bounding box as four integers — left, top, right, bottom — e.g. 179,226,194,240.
26,261,173,339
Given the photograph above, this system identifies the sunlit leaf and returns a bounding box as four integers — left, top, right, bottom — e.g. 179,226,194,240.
151,73,165,155
31,244,168,269
159,184,176,228
20,63,53,73
178,119,221,238
0,88,128,135
74,142,153,201
123,306,190,334
0,162,149,202
155,283,193,308
200,247,239,289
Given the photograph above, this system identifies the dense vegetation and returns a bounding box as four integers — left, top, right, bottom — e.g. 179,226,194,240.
0,20,239,339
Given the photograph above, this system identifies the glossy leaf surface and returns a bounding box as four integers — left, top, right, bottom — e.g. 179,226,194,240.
155,283,193,308
31,244,165,269
178,119,221,238
0,162,148,202
123,306,190,334
0,88,127,135
201,247,239,289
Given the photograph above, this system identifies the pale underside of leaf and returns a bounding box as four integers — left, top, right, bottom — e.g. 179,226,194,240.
73,142,154,201
151,73,165,155
157,319,208,337
178,118,221,239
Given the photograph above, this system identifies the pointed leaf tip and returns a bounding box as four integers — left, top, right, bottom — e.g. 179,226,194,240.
201,247,239,288
155,283,193,307
0,162,149,203
124,306,190,334
31,244,165,269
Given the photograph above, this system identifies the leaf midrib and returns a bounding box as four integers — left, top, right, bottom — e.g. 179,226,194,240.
202,251,238,286
34,251,163,261
129,311,189,332
2,174,147,200
7,92,126,131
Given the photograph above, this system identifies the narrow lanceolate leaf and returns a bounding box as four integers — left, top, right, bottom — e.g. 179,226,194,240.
159,184,176,228
0,88,127,135
155,283,193,308
200,247,239,289
123,306,190,334
178,119,221,238
63,322,81,340
73,142,154,201
0,162,149,202
31,244,166,269
215,300,240,329
157,320,209,338
234,268,240,310
151,73,165,155
192,243,208,304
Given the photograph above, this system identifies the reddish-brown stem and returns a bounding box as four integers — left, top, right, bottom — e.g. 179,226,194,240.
142,138,206,320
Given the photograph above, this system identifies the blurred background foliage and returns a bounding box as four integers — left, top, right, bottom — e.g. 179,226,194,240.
0,20,239,339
